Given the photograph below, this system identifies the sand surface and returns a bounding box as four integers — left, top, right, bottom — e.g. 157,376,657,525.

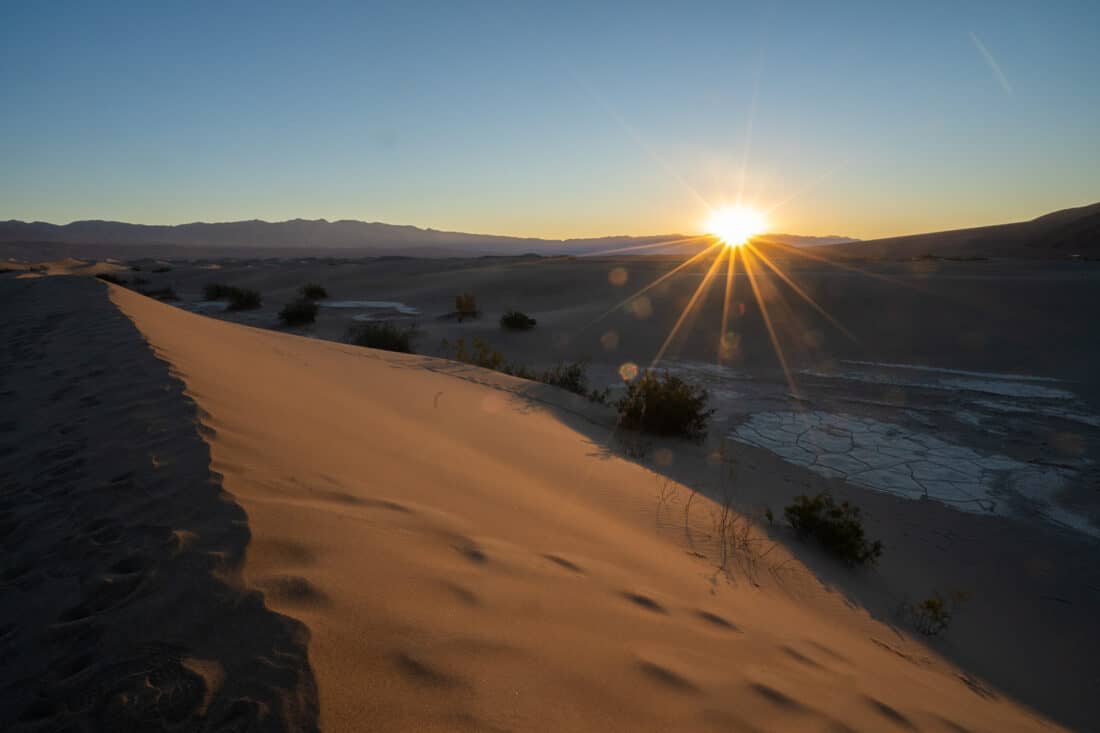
0,276,316,731
92,278,1068,731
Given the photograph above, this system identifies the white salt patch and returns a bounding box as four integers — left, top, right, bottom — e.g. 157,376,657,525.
186,300,229,312
322,300,419,315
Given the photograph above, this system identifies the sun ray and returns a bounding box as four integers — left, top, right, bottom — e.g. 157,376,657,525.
650,246,728,369
753,236,935,295
578,234,714,258
718,244,739,363
745,242,857,342
741,246,798,396
578,241,723,333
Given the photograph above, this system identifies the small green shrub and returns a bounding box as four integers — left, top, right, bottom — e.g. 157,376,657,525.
784,493,883,566
204,283,262,310
152,265,172,273
138,286,178,301
500,310,537,330
131,276,149,287
226,288,262,310
95,272,127,285
279,298,319,326
442,337,505,370
441,338,607,403
540,360,608,404
905,591,968,637
204,282,234,300
455,293,479,321
130,265,142,272
347,321,416,353
299,283,328,300
616,371,713,441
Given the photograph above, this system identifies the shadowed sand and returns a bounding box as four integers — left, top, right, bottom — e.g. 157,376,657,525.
99,280,1063,732
0,277,317,731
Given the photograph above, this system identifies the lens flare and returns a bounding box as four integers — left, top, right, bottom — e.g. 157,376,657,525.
707,206,766,247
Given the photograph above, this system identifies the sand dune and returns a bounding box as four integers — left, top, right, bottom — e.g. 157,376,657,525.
79,280,1063,731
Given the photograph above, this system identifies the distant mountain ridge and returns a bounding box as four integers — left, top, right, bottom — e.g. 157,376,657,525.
817,201,1100,260
0,217,861,260
3,201,1096,260
0,218,700,259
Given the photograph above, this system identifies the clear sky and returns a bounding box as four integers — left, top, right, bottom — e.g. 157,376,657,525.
2,1,1098,240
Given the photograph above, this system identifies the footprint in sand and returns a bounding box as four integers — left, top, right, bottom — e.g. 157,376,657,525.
636,660,700,693
621,592,667,614
543,554,584,573
694,610,739,631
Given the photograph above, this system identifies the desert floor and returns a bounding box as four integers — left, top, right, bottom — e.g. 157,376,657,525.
2,254,1098,731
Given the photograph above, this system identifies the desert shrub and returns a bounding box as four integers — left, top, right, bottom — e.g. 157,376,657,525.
442,337,506,370
130,265,142,272
347,321,416,353
95,272,127,285
152,265,172,273
279,298,319,326
205,283,262,310
784,492,883,566
226,288,262,310
131,276,149,287
441,338,607,403
204,282,234,300
616,371,713,441
904,591,968,637
138,286,178,301
299,283,328,300
500,309,536,330
455,293,478,320
540,360,608,404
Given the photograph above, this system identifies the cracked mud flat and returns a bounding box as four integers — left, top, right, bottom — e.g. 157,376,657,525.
662,359,1099,538
730,410,1093,534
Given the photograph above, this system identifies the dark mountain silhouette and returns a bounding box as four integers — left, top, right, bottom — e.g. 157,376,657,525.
0,218,696,259
816,201,1100,260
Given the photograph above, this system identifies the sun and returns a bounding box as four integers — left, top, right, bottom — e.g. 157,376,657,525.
707,206,767,247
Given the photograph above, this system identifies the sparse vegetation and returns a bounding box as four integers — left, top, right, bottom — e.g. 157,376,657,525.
903,591,968,637
203,282,234,300
204,282,262,310
131,276,149,287
299,283,328,300
95,272,127,285
152,265,172,273
540,360,609,404
279,298,319,326
137,286,178,301
784,492,883,566
130,265,142,271
616,371,714,441
442,337,509,371
227,288,262,310
454,293,479,321
500,309,537,330
441,338,608,403
347,321,416,353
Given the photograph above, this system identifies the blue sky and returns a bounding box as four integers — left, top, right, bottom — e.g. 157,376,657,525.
2,1,1098,239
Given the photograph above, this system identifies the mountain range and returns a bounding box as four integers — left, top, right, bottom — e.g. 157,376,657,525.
2,201,1097,260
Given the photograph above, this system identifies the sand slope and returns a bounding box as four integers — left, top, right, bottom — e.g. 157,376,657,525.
105,283,1062,732
0,277,317,731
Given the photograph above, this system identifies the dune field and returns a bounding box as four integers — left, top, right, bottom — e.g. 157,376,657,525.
4,269,1097,731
